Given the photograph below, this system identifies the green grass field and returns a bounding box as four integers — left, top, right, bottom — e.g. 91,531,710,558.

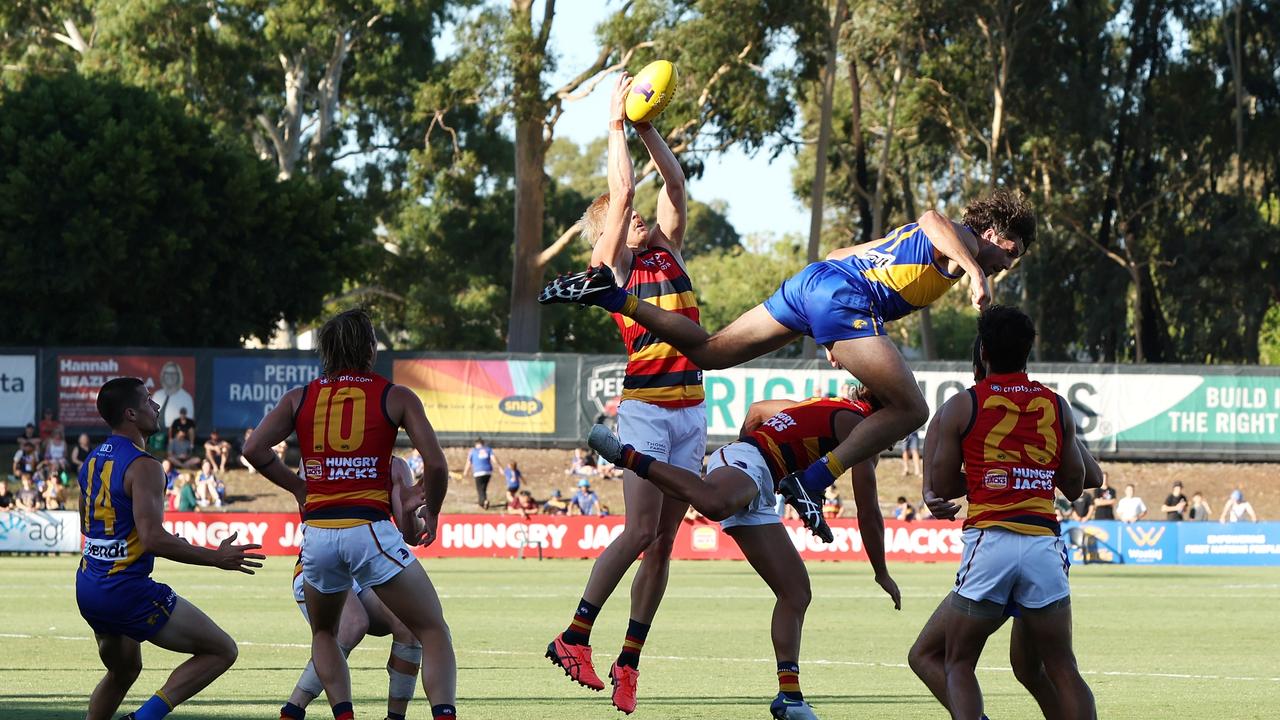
3,556,1278,719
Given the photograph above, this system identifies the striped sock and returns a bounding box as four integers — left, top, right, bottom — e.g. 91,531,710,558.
431,704,457,719
280,702,306,720
331,702,354,720
134,692,173,720
563,597,602,646
616,618,650,669
777,661,802,701
619,445,655,478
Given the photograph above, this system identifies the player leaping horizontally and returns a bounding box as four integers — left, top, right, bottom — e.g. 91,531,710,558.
586,387,901,720
280,456,424,720
77,377,264,720
245,309,458,720
920,306,1096,720
545,72,707,715
542,191,1036,543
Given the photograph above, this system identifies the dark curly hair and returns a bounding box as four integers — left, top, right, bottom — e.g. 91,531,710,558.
977,305,1037,373
962,189,1036,250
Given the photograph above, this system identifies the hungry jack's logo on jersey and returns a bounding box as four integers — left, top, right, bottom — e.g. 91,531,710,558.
983,468,1009,490
304,458,324,481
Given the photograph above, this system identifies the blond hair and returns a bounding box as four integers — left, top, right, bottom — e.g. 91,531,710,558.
578,193,610,246
318,309,377,378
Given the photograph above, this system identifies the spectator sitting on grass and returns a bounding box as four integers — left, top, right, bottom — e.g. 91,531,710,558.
569,479,600,516
823,486,843,519
169,407,196,448
160,458,180,491
42,477,65,510
196,460,222,508
1116,484,1148,523
542,489,570,515
204,430,231,472
1071,489,1095,522
43,429,68,474
168,429,202,469
1188,492,1213,521
507,489,540,519
1220,490,1257,523
0,480,13,509
15,473,41,511
893,496,917,522
565,448,597,478
504,461,523,503
176,473,199,512
12,440,38,478
17,422,39,449
596,451,623,479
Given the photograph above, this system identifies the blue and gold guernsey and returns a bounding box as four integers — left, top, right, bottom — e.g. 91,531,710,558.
764,222,963,344
76,435,178,641
832,222,963,322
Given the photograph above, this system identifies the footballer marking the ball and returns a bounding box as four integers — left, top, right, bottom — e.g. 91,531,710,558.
625,60,677,124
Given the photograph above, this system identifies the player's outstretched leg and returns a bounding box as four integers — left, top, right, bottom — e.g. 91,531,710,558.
135,597,239,719
775,472,834,542
371,562,458,720
727,524,819,720
942,594,1006,720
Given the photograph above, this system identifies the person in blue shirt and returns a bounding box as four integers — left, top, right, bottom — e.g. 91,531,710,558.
78,377,263,720
504,461,523,504
462,437,499,509
571,479,601,517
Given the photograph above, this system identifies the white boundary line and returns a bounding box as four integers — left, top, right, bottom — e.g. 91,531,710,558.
3,633,1276,683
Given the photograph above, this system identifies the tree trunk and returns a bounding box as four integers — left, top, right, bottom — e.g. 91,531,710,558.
1226,0,1245,199
508,110,547,352
849,58,873,243
870,48,906,238
803,0,847,360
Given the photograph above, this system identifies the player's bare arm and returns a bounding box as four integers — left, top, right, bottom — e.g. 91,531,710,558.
926,391,972,501
388,384,449,546
634,121,686,252
243,386,307,504
1054,396,1085,502
389,457,425,547
590,72,638,279
837,410,900,609
128,457,263,573
738,399,799,438
918,210,990,310
921,408,965,520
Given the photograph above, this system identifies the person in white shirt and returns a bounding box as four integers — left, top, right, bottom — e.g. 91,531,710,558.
1116,484,1147,523
1220,489,1258,523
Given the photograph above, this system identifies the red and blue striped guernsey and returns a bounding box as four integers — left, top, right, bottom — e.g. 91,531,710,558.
611,247,705,408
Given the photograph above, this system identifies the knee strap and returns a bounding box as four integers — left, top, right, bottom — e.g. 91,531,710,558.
387,641,421,700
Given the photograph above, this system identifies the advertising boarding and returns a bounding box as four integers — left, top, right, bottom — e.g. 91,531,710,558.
0,355,36,428
393,359,557,435
0,510,80,553
57,354,196,428
212,357,321,429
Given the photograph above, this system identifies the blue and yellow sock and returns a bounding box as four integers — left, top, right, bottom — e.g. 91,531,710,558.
133,692,173,720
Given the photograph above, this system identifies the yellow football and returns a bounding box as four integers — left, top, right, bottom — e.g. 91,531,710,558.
626,60,678,123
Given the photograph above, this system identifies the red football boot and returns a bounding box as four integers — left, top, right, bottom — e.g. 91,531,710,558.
609,662,639,714
546,633,605,691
